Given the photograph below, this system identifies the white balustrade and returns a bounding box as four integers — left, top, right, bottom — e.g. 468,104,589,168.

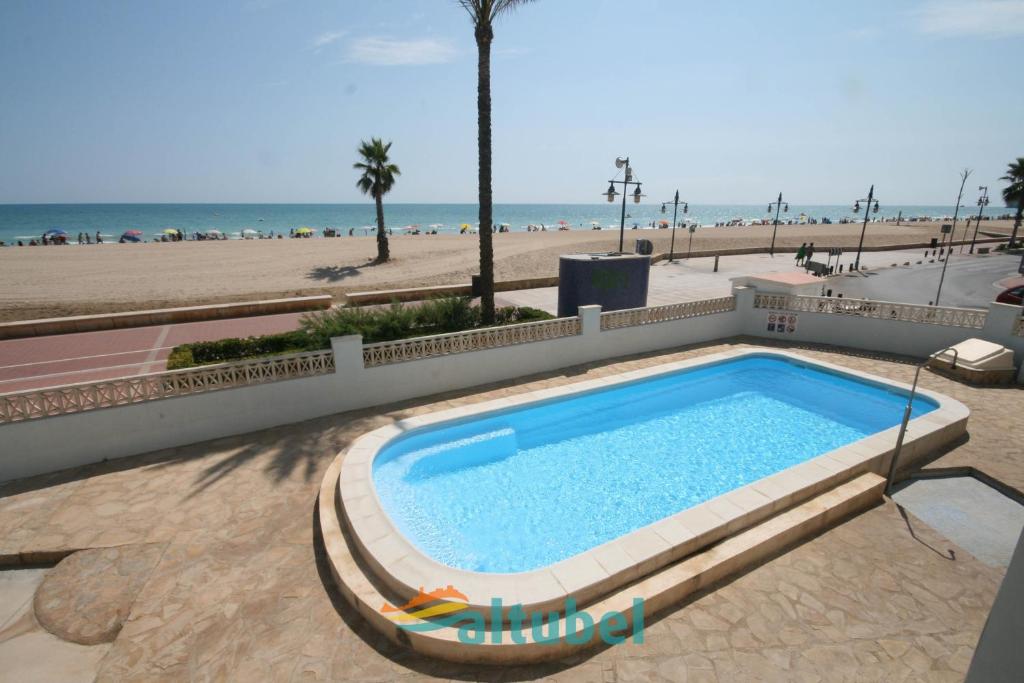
362,317,582,367
599,297,737,330
753,294,987,329
0,349,335,423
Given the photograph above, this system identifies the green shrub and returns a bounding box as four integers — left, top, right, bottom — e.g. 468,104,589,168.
300,302,418,347
167,329,312,369
170,298,557,369
414,296,480,334
166,346,194,370
493,305,554,325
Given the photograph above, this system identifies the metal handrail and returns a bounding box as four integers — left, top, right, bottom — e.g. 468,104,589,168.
884,346,958,494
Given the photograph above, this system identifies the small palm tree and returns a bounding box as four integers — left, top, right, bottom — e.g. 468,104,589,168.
1001,157,1024,248
458,0,535,324
354,138,400,262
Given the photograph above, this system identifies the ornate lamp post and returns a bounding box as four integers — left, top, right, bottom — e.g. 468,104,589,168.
603,157,644,253
851,185,880,270
967,186,989,255
660,191,689,262
767,192,788,256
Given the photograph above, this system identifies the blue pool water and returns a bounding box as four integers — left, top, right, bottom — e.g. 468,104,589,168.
373,355,936,573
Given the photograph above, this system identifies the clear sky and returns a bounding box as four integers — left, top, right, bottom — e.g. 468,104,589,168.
1,0,1022,205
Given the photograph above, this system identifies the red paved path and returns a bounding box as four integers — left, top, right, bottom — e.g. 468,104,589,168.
0,312,305,393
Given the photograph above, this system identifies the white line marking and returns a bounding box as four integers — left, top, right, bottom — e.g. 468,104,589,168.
141,325,172,374
0,361,152,385
0,345,177,371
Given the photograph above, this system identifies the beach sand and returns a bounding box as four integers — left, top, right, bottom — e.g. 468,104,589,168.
0,220,1014,322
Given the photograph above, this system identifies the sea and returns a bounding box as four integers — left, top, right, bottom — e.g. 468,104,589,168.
0,203,1008,244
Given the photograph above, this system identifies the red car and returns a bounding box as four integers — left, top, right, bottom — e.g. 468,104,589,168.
996,284,1024,306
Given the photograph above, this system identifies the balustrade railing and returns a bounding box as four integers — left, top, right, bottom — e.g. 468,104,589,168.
362,317,582,367
0,349,335,423
600,296,736,330
753,294,987,329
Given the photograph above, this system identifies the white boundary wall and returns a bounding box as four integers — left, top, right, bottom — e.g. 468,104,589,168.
1,289,1021,482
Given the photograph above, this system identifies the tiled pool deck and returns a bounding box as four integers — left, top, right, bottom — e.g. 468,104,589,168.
0,338,1020,681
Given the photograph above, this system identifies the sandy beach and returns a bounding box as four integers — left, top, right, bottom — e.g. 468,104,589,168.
0,220,1014,322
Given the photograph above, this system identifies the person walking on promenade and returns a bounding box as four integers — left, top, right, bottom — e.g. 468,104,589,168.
796,242,807,265
805,243,815,266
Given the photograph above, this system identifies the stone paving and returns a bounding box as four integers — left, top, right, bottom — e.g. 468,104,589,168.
0,338,1020,681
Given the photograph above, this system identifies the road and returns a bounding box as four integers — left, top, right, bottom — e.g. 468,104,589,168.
826,253,1022,308
0,312,306,393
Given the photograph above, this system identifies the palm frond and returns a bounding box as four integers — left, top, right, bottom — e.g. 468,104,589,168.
457,0,535,24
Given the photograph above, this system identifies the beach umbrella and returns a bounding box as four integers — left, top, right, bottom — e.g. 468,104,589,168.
558,220,569,226
124,229,143,236
162,228,178,235
428,224,444,229
460,223,471,229
295,227,314,234
120,230,143,242
44,228,68,237
241,228,258,235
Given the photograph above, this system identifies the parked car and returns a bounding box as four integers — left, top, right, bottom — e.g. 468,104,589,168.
996,285,1024,306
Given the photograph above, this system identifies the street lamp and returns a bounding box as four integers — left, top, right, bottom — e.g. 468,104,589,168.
603,157,645,253
967,186,989,255
851,185,880,270
934,168,971,306
767,192,789,256
660,190,689,262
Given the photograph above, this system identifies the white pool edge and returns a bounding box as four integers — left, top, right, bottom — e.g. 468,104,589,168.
337,347,969,620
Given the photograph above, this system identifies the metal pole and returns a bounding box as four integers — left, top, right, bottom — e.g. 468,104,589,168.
618,159,629,253
935,170,970,306
969,187,987,254
854,185,873,270
886,348,958,494
668,190,679,262
770,192,782,256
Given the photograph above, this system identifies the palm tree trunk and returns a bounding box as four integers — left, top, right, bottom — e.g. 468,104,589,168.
1010,205,1022,249
475,25,495,324
375,193,389,262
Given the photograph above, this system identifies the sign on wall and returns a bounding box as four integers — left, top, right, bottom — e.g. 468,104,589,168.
766,312,798,334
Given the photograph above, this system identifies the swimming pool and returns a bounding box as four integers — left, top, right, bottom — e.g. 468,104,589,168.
370,353,938,573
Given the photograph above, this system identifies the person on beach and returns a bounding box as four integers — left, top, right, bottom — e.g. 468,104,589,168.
95,231,102,243
796,243,807,265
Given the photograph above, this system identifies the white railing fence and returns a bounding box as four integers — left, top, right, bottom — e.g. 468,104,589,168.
753,294,988,330
362,317,581,367
1,292,1016,426
600,296,736,330
0,349,334,424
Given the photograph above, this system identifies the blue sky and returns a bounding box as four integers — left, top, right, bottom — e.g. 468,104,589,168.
1,0,1022,205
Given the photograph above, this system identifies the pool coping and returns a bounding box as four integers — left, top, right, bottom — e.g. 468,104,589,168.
337,348,969,622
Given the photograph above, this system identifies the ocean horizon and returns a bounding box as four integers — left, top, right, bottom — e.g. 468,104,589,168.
0,203,1011,244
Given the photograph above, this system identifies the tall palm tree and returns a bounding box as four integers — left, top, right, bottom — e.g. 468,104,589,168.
1001,157,1024,249
354,138,400,263
458,0,534,324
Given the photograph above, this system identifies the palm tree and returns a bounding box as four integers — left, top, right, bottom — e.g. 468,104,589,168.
354,138,400,263
1001,157,1024,249
458,0,534,324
